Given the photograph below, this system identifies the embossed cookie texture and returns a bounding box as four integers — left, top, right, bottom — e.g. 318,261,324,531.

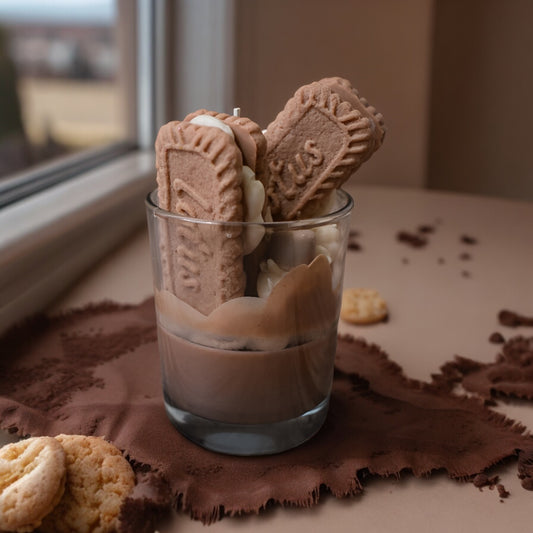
184,108,269,195
321,76,386,159
0,437,66,533
265,77,385,220
40,435,135,533
155,120,246,315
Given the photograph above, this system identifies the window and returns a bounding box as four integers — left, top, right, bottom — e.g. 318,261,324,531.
0,1,129,173
0,0,170,332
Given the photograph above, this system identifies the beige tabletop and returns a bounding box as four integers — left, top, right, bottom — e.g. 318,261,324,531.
4,183,533,532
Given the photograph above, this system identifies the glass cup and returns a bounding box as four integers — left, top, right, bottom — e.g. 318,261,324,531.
145,188,354,455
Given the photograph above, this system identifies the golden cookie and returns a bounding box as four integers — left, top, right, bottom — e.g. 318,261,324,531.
40,435,135,533
340,288,388,324
0,436,66,533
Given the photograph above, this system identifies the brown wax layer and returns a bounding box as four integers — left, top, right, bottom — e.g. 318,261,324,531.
159,324,335,423
1,299,533,527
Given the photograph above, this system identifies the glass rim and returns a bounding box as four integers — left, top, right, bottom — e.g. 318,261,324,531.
145,188,354,230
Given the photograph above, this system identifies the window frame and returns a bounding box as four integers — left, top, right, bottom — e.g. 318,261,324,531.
0,0,171,332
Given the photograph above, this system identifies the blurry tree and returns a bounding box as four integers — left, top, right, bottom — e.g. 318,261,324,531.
0,25,29,177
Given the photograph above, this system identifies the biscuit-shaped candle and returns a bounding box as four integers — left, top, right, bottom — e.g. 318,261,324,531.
155,120,246,315
265,77,385,220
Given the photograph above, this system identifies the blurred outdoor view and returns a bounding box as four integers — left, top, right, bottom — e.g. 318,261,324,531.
0,0,126,179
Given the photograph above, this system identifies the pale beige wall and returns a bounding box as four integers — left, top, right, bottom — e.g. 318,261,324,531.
428,0,533,201
170,0,533,199
233,0,435,188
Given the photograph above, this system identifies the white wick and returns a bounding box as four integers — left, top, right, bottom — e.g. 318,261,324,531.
233,107,241,117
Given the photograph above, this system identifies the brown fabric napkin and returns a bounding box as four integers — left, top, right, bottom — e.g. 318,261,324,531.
1,299,532,530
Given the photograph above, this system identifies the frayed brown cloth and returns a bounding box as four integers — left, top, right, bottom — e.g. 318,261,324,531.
438,335,533,401
1,299,533,529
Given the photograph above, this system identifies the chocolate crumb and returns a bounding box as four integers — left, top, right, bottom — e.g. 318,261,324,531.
396,231,427,248
438,257,446,265
497,483,510,498
459,252,472,261
348,241,362,251
473,473,499,489
461,235,478,245
461,270,471,278
3,302,533,525
418,225,435,234
518,449,533,490
498,310,533,328
401,257,409,265
489,332,505,344
347,230,362,252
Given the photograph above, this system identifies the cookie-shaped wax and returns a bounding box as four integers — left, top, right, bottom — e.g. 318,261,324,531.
40,435,135,533
155,120,246,314
341,288,388,325
265,77,385,220
0,437,66,533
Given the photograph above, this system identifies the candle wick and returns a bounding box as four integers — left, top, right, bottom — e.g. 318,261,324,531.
233,107,241,117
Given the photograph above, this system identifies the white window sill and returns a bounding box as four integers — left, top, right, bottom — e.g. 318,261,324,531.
0,149,155,333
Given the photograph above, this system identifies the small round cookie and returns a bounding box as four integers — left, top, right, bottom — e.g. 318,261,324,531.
341,288,388,325
40,435,135,533
0,436,66,533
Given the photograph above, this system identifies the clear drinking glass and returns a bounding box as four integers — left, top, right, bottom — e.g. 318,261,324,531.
145,188,354,455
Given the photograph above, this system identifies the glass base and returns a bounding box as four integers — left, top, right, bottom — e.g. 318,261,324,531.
164,396,329,456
